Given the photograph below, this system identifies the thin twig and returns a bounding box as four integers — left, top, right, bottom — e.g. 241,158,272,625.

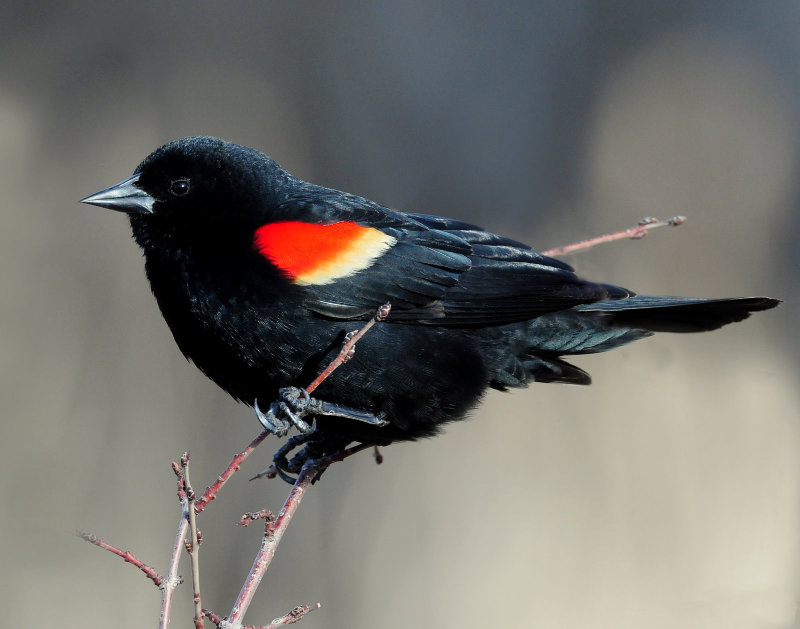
160,512,189,629
227,444,372,626
268,604,321,627
81,303,390,628
194,429,271,515
160,461,191,629
238,509,274,527
79,470,189,629
541,216,686,257
202,604,320,629
77,531,164,587
182,454,205,629
227,463,317,625
202,609,225,627
305,302,391,395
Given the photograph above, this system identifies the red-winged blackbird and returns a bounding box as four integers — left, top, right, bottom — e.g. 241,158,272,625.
82,136,779,446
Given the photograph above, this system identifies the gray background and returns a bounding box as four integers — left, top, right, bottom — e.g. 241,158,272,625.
1,2,798,628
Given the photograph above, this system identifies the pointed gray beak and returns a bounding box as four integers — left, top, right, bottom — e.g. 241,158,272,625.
80,173,155,214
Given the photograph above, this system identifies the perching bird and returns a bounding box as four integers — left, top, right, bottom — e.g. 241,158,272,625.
82,136,779,448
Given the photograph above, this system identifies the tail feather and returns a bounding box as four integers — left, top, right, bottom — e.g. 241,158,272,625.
491,296,779,388
574,296,780,333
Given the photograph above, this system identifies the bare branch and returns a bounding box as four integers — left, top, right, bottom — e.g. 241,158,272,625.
202,604,320,629
161,463,191,629
228,443,372,626
202,609,225,627
195,430,272,515
182,453,205,628
227,463,318,624
81,303,390,627
238,510,274,527
541,216,686,257
77,531,165,587
305,302,391,395
267,604,321,627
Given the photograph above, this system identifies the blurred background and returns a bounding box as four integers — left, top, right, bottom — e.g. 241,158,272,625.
1,2,798,628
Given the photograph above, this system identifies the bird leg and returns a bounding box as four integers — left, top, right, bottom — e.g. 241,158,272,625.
270,431,353,484
270,433,319,483
255,386,389,436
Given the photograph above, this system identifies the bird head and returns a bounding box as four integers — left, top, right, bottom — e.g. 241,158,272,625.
81,136,291,252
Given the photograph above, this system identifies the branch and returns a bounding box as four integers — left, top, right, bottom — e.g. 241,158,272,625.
203,604,320,629
162,462,191,629
182,453,205,628
267,604,321,628
80,303,389,627
227,444,372,627
194,430,271,515
77,531,164,587
305,302,391,395
541,215,685,257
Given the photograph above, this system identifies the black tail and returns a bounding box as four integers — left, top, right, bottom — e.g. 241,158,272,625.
492,296,780,388
573,296,780,333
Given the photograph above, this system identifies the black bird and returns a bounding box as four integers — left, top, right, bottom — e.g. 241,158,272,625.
82,136,779,448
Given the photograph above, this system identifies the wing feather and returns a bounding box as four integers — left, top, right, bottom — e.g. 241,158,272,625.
274,193,625,325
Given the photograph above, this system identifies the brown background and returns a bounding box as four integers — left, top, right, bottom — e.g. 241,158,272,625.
1,3,798,628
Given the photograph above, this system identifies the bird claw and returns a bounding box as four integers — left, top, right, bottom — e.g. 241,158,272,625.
255,386,388,436
277,387,316,433
254,398,288,436
254,388,316,437
267,432,352,485
279,386,310,412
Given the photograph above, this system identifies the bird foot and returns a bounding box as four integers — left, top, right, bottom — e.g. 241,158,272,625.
254,387,315,436
255,387,390,437
268,432,352,484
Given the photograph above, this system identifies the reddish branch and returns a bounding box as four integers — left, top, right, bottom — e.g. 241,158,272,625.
267,604,321,628
237,509,273,528
305,302,391,395
198,448,369,626
194,430,271,515
77,531,165,587
161,462,191,629
203,604,320,629
541,215,685,257
227,443,372,625
80,303,391,628
181,454,205,628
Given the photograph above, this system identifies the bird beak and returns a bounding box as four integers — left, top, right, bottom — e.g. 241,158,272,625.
80,173,155,214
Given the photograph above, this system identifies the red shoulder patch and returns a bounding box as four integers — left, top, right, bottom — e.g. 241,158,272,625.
254,221,396,285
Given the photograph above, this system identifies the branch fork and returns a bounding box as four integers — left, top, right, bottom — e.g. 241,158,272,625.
80,304,391,628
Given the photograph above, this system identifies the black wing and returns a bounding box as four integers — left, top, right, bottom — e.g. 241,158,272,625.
283,194,629,325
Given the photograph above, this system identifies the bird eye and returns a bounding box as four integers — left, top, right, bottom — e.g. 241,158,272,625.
169,179,191,196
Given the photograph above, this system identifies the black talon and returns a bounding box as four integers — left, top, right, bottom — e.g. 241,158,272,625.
254,398,291,436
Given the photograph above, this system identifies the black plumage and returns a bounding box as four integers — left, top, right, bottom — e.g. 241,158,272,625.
81,136,779,444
